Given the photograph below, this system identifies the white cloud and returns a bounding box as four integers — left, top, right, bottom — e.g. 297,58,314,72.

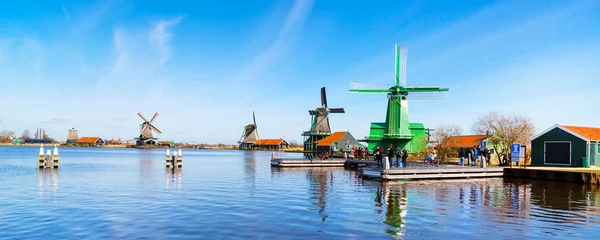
149,16,183,65
39,117,72,124
236,0,314,82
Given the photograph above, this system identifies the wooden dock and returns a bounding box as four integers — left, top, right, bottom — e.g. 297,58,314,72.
344,159,377,168
362,165,505,180
271,158,347,167
504,167,600,184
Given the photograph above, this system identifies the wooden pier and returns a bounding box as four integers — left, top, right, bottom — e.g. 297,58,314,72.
362,165,505,180
344,159,377,168
271,158,347,167
504,167,600,184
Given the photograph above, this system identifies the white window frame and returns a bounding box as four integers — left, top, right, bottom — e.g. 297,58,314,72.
544,141,572,166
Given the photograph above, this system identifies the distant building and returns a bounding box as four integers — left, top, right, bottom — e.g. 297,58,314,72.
158,141,175,147
76,137,104,147
253,139,289,149
23,139,52,144
440,135,503,164
316,132,360,152
67,128,79,144
531,125,600,167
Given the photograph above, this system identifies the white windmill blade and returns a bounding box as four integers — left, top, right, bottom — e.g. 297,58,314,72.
149,112,159,123
404,91,449,99
150,125,162,134
398,46,407,87
349,82,391,94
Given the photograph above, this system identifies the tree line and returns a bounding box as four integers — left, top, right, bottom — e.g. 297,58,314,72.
434,111,535,166
0,129,57,143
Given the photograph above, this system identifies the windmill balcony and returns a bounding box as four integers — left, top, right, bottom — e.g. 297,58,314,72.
383,133,414,139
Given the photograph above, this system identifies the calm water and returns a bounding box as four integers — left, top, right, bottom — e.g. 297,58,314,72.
1,147,600,239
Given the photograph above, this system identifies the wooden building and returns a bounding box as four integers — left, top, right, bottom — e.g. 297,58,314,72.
531,125,600,167
316,131,360,152
159,141,175,147
76,137,105,147
441,135,502,164
253,139,289,149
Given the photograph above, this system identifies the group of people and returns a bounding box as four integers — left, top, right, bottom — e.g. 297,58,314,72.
372,144,408,169
459,146,491,167
346,146,370,160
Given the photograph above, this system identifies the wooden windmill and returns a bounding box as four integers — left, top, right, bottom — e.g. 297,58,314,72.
238,111,259,150
136,112,162,146
302,87,345,153
349,44,449,153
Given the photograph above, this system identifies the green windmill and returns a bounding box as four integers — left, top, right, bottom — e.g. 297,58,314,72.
349,44,449,153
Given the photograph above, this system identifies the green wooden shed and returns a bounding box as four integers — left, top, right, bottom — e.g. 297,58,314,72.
531,125,600,167
13,138,21,145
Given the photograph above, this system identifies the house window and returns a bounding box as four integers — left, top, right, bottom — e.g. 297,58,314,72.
597,144,600,154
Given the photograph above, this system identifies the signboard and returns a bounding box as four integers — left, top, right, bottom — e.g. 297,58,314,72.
511,143,521,163
480,140,486,150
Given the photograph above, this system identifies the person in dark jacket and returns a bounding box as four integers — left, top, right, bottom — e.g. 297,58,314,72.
375,147,383,168
395,147,402,167
386,144,394,168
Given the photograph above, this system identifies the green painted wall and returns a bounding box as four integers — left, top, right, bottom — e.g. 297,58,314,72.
531,128,587,167
409,123,426,153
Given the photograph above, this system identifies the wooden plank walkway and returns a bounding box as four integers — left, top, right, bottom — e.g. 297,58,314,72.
362,164,505,180
271,158,347,167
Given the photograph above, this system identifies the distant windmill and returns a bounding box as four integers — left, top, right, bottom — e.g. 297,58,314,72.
238,111,259,150
136,112,162,146
302,87,345,153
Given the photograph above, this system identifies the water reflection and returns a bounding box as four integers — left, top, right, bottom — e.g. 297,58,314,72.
139,151,154,187
377,181,408,238
37,168,59,199
243,151,257,195
306,168,334,222
165,168,182,190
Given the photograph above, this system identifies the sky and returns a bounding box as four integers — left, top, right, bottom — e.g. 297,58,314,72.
0,0,599,144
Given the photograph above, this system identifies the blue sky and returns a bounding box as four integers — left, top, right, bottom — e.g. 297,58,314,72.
1,0,599,144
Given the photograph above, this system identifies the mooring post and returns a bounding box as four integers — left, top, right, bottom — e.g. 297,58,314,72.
53,145,60,168
45,150,53,168
165,149,172,168
177,149,183,168
38,144,45,168
383,156,390,170
272,152,275,160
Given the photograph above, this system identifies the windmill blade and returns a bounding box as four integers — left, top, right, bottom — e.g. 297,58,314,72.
404,91,449,99
320,87,328,108
253,111,257,127
149,125,162,134
137,112,149,122
395,45,408,87
349,82,393,94
329,108,345,113
149,112,159,123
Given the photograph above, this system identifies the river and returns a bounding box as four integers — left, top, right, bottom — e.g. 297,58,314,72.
0,146,598,239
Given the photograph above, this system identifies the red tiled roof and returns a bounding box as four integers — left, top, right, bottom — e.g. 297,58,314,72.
317,132,347,147
561,125,600,140
76,137,101,144
254,139,285,145
443,135,486,148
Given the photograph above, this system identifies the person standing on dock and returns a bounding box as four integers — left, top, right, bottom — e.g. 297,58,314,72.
375,147,383,168
395,147,402,167
459,148,465,166
472,146,479,166
401,148,408,168
387,144,394,168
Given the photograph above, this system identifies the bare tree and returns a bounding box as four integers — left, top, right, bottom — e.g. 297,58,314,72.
21,129,31,140
433,124,462,161
0,130,16,143
472,112,535,166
